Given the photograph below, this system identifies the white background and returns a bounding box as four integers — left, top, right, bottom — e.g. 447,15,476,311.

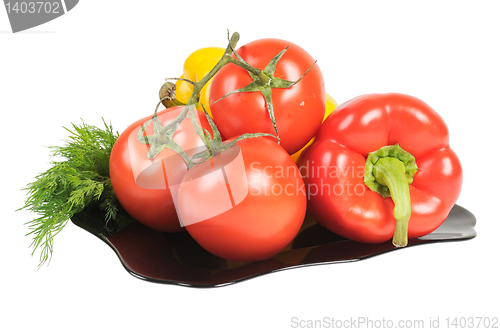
2,1,499,331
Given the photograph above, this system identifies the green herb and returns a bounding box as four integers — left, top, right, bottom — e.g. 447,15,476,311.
19,119,120,267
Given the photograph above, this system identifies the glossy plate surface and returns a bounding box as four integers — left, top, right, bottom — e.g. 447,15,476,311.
71,204,476,287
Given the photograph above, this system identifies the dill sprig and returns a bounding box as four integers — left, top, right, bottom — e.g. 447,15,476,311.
19,119,120,267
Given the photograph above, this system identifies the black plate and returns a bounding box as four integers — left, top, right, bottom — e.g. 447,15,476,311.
71,204,476,287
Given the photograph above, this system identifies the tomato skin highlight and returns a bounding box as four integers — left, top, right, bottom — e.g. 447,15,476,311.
178,137,307,262
209,38,326,155
109,106,213,232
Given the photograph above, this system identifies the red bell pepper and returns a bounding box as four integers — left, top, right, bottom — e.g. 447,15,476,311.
298,93,463,247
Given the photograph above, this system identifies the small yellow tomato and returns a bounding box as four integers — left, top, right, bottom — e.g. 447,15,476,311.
180,47,225,117
174,75,194,104
290,94,339,163
183,47,226,82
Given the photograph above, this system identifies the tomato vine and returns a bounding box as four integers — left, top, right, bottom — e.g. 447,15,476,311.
138,31,317,167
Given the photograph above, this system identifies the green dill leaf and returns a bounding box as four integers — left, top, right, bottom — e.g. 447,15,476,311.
19,118,120,267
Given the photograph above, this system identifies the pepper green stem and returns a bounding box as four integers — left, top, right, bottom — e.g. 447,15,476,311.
372,157,411,247
364,144,418,247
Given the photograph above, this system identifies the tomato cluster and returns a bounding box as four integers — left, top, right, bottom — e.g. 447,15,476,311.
109,37,326,261
109,35,462,262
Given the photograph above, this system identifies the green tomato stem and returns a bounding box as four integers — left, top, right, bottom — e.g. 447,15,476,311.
225,56,270,84
186,32,241,106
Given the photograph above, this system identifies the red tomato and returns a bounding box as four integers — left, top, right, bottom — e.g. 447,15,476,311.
209,38,326,155
176,137,307,261
109,106,213,232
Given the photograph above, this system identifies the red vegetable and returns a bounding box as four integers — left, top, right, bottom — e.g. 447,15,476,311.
177,137,307,261
298,93,463,247
209,38,326,155
109,106,214,232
